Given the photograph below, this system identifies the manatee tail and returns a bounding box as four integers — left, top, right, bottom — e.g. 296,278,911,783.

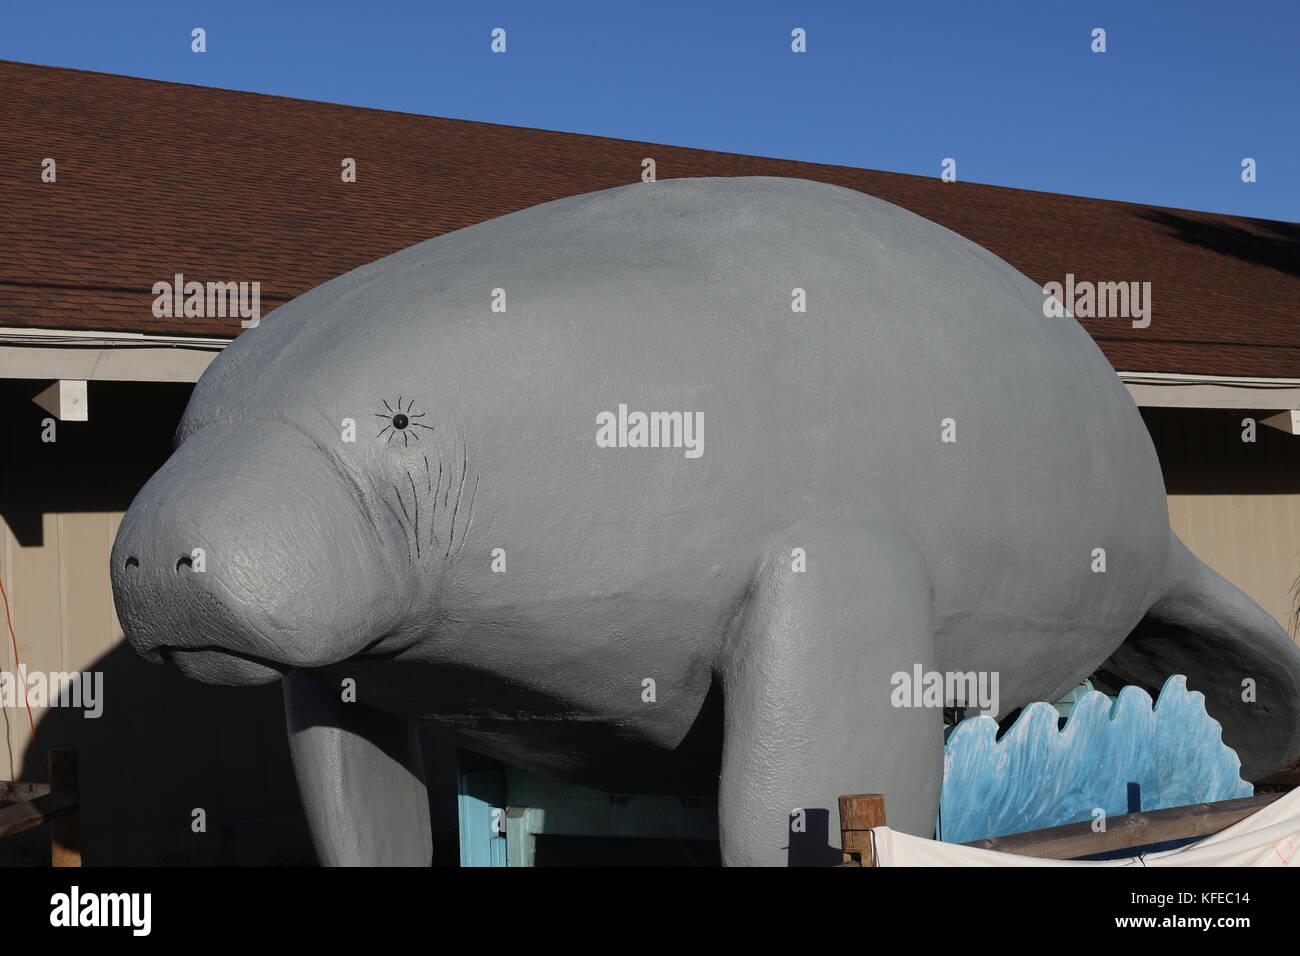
1100,529,1300,781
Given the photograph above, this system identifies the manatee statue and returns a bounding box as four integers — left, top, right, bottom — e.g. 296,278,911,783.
110,176,1300,866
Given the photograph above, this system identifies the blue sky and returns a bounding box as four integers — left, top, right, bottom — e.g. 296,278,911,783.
4,0,1297,221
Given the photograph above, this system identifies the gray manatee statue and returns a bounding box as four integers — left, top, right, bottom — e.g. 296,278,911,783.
110,176,1300,866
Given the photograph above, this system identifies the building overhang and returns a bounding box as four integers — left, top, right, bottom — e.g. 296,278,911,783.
0,326,230,383
2,330,1297,428
1119,371,1300,412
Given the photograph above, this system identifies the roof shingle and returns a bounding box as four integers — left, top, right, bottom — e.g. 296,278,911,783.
1,59,1296,378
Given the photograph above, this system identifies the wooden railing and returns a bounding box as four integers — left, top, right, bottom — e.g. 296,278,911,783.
0,749,81,867
838,789,1285,866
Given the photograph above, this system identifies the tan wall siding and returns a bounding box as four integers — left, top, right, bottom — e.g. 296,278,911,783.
0,507,118,780
1,386,1295,864
0,382,312,864
1143,407,1300,641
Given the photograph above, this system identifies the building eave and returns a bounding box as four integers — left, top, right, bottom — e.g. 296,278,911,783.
1119,371,1300,411
2,330,1297,406
0,326,231,383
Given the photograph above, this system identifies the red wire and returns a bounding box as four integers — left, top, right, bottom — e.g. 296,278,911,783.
0,559,46,781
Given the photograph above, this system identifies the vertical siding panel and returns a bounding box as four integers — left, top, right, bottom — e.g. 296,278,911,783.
1177,406,1206,557
60,508,113,860
1152,408,1299,633
1178,407,1201,551
1162,409,1192,542
1292,437,1300,641
105,510,125,864
1226,413,1257,618
1280,426,1300,639
1,408,16,781
1206,411,1241,591
1236,412,1293,629
1256,417,1288,631
1245,416,1274,626
2,382,314,863
13,504,64,781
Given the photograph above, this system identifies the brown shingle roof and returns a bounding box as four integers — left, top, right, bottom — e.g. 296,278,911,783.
1,59,1296,378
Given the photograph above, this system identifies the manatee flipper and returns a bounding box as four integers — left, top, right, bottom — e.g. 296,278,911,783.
1102,531,1300,781
717,521,943,866
283,670,432,866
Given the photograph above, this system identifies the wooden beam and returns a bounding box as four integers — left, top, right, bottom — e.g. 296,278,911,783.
49,749,81,867
0,780,51,803
838,793,885,866
1257,769,1300,789
961,793,1282,860
0,789,77,840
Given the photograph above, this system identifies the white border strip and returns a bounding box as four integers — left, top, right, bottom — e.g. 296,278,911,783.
0,327,232,383
1,328,1297,400
1119,371,1300,411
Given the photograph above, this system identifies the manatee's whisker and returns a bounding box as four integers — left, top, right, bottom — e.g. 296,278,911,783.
411,422,434,431
377,425,393,440
407,471,421,558
453,476,481,559
382,399,394,413
431,460,443,547
380,496,403,526
447,440,470,559
379,496,412,562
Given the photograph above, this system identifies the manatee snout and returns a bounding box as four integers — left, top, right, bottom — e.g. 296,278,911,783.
111,422,414,686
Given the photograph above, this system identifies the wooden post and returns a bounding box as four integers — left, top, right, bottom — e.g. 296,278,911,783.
49,749,80,868
838,793,885,866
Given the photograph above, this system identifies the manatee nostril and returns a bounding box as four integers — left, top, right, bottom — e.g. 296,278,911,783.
176,555,193,572
124,556,140,570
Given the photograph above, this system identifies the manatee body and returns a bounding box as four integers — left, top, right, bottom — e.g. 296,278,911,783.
111,177,1300,866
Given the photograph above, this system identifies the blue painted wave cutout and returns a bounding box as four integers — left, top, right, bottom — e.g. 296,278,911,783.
936,675,1252,844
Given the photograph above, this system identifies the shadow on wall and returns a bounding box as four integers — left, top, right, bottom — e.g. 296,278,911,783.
8,643,474,866
0,380,579,866
1140,407,1300,496
0,381,196,547
10,393,1286,864
6,641,314,866
1141,406,1300,638
8,639,461,865
0,381,314,864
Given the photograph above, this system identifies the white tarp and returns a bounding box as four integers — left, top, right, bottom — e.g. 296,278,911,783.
872,789,1300,866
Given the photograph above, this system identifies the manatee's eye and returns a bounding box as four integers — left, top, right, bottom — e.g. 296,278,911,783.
375,397,433,447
